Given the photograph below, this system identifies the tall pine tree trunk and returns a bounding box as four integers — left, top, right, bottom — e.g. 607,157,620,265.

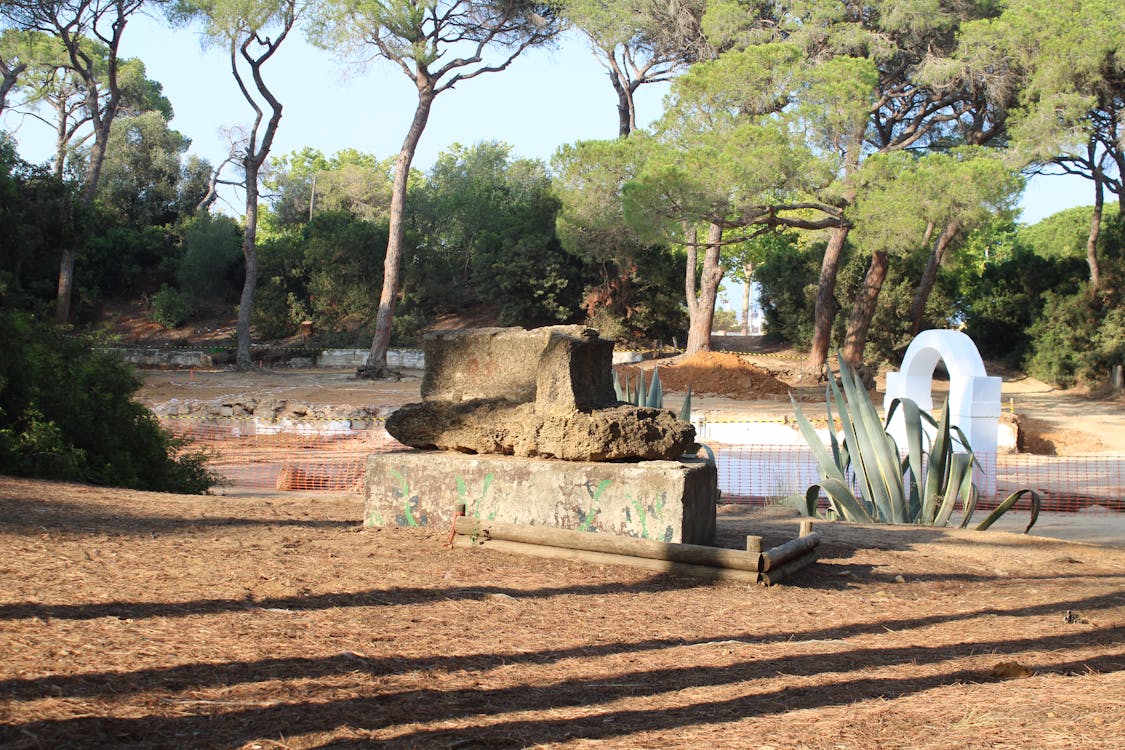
910,219,960,335
1086,170,1103,292
807,224,848,373
364,85,435,378
740,261,753,336
842,250,888,365
684,223,724,355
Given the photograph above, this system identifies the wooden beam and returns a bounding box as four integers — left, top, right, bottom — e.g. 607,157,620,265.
455,517,761,573
760,533,821,572
760,549,819,586
455,536,763,583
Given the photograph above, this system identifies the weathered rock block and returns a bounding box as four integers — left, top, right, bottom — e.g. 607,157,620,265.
385,400,695,461
422,325,613,406
364,450,718,545
387,325,695,462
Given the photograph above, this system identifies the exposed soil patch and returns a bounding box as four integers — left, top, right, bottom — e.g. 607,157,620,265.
0,476,1122,749
617,351,791,400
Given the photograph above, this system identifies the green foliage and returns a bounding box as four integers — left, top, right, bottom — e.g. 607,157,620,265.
264,147,396,229
150,284,193,329
0,310,215,493
176,212,244,301
710,307,737,331
1026,293,1125,388
1020,204,1122,261
78,223,176,307
955,231,1086,364
414,142,583,327
253,211,387,339
85,111,204,227
0,143,84,308
789,357,1039,532
755,234,845,347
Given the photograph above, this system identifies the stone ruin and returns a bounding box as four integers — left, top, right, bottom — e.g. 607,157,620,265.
384,325,696,461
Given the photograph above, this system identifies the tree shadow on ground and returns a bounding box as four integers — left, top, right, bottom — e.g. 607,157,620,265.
2,589,1120,703
2,625,1120,749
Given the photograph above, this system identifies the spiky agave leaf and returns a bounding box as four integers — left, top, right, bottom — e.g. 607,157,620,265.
613,369,624,401
886,396,927,521
678,386,693,422
975,489,1041,533
647,366,663,408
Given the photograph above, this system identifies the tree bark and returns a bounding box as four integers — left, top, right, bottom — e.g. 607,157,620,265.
807,224,848,373
910,219,960,335
740,261,752,336
364,84,435,377
842,250,888,366
236,161,260,370
0,59,25,116
684,222,724,355
1086,170,1103,292
230,8,292,369
50,5,131,322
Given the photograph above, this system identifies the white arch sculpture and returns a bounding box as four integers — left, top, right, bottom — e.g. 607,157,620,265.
883,330,1000,496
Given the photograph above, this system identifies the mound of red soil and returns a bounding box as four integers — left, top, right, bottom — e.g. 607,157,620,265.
620,351,790,400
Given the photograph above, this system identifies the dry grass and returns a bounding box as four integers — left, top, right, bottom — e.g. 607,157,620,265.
1,475,1123,749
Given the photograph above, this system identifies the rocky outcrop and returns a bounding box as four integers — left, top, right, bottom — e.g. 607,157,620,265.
385,326,695,461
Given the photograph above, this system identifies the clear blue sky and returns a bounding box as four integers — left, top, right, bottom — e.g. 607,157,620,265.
2,9,1094,226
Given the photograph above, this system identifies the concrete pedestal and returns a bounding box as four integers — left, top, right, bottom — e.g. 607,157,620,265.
364,450,718,545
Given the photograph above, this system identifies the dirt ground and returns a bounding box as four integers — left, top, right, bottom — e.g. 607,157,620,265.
4,350,1125,747
1,475,1122,749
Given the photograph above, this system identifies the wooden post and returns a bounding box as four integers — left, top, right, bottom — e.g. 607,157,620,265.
799,519,814,537
745,535,762,553
761,550,819,586
760,533,821,572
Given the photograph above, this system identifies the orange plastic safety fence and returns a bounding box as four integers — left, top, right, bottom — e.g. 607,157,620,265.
164,416,404,493
164,417,1125,512
710,444,1124,513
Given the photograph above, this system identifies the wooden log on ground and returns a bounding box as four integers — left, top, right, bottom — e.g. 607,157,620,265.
760,549,819,586
454,535,762,583
760,532,821,572
454,517,761,573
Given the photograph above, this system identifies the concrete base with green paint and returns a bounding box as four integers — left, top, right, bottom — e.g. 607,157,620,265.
364,450,718,545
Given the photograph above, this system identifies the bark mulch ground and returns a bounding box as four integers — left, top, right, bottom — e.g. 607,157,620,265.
1,476,1123,749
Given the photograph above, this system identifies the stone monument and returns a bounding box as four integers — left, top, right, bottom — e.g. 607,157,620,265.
365,326,718,544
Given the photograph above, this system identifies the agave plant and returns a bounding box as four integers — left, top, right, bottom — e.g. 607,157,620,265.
613,367,665,408
613,367,694,423
789,357,1039,532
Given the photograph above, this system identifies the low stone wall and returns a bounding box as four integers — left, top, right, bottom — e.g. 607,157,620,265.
317,349,425,369
364,451,717,545
108,347,214,368
106,346,642,371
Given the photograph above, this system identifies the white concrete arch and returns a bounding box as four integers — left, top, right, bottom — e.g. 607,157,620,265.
884,330,1000,495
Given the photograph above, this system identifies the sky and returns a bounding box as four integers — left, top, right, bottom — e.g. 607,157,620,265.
2,8,1096,227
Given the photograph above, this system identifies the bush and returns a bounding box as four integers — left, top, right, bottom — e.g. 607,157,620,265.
176,213,244,301
150,284,193,329
0,310,216,493
1028,293,1125,388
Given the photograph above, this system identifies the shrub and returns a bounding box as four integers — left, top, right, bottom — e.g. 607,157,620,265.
150,284,193,329
0,310,216,493
176,213,244,301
